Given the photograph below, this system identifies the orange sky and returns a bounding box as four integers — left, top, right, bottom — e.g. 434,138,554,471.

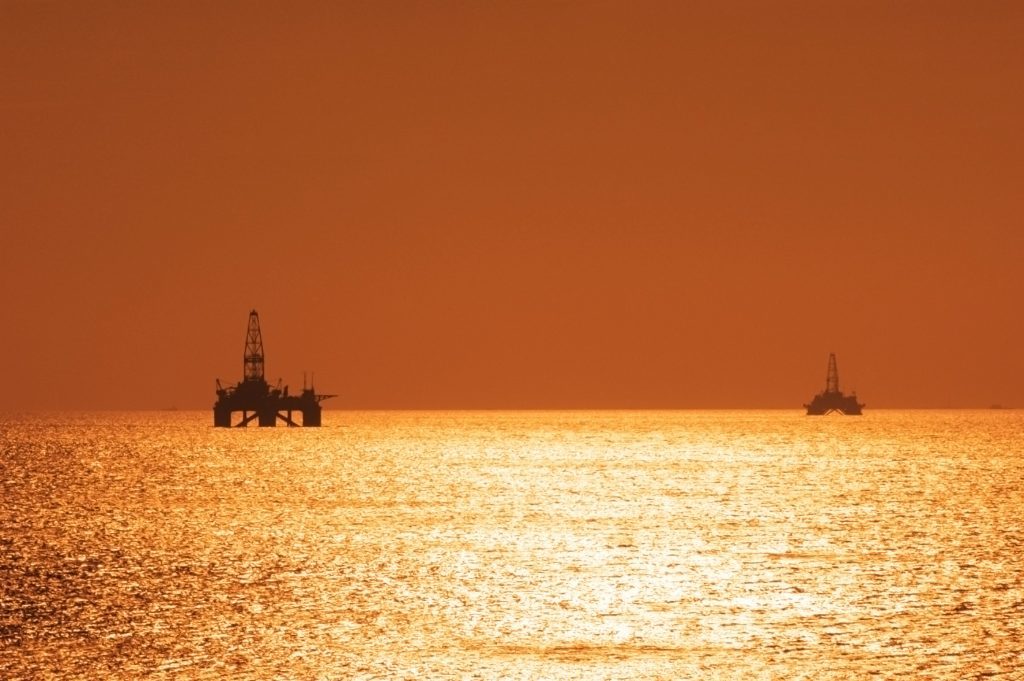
2,1,1022,409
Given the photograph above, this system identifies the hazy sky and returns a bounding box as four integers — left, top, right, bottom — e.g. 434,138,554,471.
2,1,1022,410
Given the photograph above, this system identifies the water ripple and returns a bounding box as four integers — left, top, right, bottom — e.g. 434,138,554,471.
1,410,1022,678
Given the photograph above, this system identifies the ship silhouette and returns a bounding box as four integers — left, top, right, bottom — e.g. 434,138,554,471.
804,353,864,415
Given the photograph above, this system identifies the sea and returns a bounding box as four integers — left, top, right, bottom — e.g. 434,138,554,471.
1,410,1022,680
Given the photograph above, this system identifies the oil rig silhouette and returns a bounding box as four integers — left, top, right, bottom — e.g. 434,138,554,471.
213,310,334,427
804,353,864,415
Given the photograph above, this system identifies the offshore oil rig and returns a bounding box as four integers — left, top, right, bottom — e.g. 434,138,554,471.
213,310,334,427
804,353,865,415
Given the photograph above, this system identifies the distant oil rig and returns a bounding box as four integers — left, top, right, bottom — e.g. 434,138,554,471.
805,353,864,415
213,310,334,427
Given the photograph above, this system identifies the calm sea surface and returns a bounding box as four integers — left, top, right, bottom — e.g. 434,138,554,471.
1,410,1022,679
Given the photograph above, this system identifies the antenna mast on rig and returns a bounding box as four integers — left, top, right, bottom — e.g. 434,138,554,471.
243,309,265,382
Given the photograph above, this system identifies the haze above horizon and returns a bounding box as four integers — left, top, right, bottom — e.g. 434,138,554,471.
2,1,1021,410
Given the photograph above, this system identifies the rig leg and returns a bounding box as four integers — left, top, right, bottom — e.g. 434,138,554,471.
302,405,322,427
214,407,231,427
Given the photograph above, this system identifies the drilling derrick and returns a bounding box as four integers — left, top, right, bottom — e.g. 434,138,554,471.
213,310,335,427
825,353,839,394
243,310,265,383
804,352,865,415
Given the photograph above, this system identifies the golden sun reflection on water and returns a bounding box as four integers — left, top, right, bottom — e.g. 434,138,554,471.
1,410,1023,678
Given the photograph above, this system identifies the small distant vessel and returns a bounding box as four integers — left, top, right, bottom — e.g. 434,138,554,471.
804,353,864,415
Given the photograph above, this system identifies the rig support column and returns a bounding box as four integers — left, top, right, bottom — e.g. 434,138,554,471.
303,404,322,427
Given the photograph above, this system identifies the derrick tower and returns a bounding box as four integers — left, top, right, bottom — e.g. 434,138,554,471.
825,353,839,394
213,310,335,427
804,352,864,415
244,310,265,382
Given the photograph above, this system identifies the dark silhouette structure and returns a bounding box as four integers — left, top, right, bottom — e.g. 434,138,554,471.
804,353,864,415
213,310,334,427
